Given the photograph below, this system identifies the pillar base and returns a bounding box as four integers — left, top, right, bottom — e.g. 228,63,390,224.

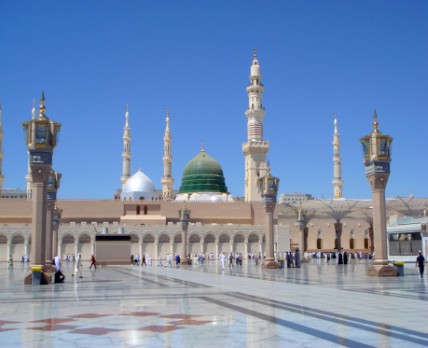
368,265,397,277
263,260,279,269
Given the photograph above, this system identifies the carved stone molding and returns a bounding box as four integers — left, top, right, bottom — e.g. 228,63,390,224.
30,164,51,183
367,174,389,190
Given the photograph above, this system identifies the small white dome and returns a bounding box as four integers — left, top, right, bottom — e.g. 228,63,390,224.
175,192,234,202
121,169,156,201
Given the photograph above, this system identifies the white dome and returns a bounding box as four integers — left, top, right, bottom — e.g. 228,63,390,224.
175,192,234,203
121,169,156,201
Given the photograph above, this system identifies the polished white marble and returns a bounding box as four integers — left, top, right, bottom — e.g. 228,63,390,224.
0,260,426,347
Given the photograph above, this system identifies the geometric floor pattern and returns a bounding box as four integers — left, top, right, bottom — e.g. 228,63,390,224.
1,260,427,347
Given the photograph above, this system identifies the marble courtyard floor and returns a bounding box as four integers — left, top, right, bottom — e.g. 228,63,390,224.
0,260,427,347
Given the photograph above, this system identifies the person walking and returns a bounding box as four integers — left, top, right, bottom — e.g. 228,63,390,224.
416,251,425,278
220,252,226,270
89,254,96,270
8,255,13,269
72,253,83,278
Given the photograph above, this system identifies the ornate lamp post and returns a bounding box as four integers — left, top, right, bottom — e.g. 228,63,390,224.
334,220,343,251
360,111,396,276
179,204,190,264
52,202,62,259
46,169,61,263
295,206,308,263
22,92,61,267
258,166,280,269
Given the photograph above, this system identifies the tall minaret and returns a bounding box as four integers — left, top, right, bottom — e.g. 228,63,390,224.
161,108,174,200
332,114,343,199
25,100,36,199
0,101,4,197
242,49,269,202
121,104,131,186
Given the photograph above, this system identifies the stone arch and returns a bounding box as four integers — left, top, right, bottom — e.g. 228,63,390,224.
0,234,8,261
233,233,245,254
61,234,76,260
189,233,201,254
143,234,155,243
218,233,230,253
173,233,182,257
0,234,7,244
10,233,25,260
130,234,140,257
247,233,260,253
142,233,155,258
158,234,170,258
11,234,25,244
204,233,216,255
130,234,140,243
78,233,92,260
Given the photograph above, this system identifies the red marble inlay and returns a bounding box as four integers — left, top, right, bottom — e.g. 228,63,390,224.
69,313,110,319
159,314,201,319
121,311,160,317
31,318,76,324
140,325,180,333
0,328,16,332
30,324,77,331
71,327,122,336
0,320,19,325
168,319,213,326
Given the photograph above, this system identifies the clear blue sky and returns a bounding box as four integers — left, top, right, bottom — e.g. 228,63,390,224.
1,1,427,200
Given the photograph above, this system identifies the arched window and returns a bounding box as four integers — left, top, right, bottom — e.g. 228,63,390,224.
364,238,369,249
317,238,322,250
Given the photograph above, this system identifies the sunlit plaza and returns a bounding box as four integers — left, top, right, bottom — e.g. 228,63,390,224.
1,260,427,347
1,3,428,347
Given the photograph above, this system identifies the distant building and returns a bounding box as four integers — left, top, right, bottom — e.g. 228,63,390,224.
1,188,27,199
279,193,313,205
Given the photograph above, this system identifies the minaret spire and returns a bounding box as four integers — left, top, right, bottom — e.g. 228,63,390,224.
332,113,344,199
39,90,47,119
121,104,131,186
161,107,174,200
26,101,36,199
0,100,4,197
242,50,269,202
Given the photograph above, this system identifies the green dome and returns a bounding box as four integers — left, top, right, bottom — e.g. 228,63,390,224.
179,150,228,193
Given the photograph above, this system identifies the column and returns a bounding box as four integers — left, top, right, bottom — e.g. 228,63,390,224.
7,241,11,260
334,221,343,251
45,201,54,263
264,201,277,268
31,181,48,265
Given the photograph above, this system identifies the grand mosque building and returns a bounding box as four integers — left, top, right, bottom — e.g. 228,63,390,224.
0,52,427,262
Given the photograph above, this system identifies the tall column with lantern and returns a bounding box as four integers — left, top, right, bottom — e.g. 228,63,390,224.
46,170,61,263
52,202,62,258
258,166,280,269
360,111,396,276
179,205,190,264
295,206,307,263
334,221,343,251
22,92,61,267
